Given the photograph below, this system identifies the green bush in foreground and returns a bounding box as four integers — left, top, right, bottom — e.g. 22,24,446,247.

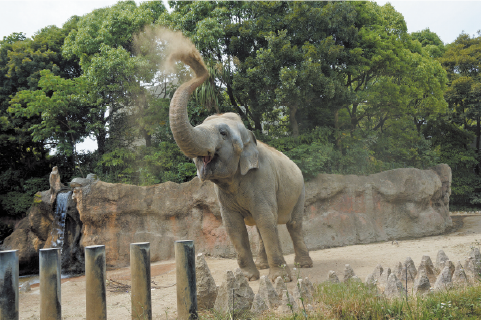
198,281,481,320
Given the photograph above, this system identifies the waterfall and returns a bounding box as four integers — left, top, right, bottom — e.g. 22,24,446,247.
50,191,72,251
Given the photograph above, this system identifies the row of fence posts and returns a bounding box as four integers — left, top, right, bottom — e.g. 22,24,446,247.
0,240,197,320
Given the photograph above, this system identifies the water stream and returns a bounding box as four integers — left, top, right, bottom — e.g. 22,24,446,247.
50,191,72,251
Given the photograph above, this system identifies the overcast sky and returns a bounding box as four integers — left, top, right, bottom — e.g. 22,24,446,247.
1,1,480,44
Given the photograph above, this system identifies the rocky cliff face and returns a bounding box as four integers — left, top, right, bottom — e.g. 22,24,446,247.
299,165,452,251
2,164,452,274
1,169,84,275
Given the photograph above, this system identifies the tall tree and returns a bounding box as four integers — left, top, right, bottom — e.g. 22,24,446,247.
0,20,81,218
440,32,481,158
1,20,81,174
9,70,92,168
62,1,167,154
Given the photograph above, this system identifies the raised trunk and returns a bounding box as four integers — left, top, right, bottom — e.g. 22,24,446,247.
169,50,216,158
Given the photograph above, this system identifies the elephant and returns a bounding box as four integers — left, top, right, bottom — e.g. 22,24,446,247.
168,46,313,282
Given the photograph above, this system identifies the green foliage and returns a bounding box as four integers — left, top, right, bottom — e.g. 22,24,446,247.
1,1,480,212
262,126,439,180
0,174,49,217
425,119,481,206
411,28,446,58
98,142,196,185
0,221,13,243
9,69,91,155
0,24,79,219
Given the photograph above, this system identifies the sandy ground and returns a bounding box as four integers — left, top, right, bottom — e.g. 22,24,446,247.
18,214,481,319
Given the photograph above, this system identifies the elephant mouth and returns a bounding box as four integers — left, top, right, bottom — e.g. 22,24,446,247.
202,155,213,167
198,154,216,181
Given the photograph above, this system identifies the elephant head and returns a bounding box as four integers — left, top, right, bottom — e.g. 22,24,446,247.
169,49,259,182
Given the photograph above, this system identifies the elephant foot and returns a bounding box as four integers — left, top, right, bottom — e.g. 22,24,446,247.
268,265,292,283
295,256,313,268
240,266,260,281
255,259,269,270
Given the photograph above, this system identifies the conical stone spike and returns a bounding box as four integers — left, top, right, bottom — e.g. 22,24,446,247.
452,261,468,286
328,270,340,284
436,250,450,273
413,269,431,296
258,275,280,309
418,255,435,276
274,276,287,297
434,265,453,291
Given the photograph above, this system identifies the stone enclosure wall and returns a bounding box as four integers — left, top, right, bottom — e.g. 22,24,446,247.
2,164,452,274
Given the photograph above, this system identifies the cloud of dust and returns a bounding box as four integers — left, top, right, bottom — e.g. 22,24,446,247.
133,25,207,77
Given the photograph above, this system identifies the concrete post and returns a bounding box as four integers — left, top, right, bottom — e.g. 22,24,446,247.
175,240,197,320
130,242,151,320
0,250,19,320
85,245,106,320
39,248,61,320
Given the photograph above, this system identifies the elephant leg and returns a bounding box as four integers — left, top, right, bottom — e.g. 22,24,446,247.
287,186,313,268
222,210,259,281
254,226,269,269
256,217,292,282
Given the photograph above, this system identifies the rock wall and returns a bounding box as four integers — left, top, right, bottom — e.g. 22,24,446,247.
74,178,232,269
2,164,452,273
298,164,452,252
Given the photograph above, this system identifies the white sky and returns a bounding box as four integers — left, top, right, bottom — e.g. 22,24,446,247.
376,1,480,44
1,1,479,44
0,0,479,152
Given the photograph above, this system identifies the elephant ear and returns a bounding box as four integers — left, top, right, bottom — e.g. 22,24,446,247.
239,130,259,175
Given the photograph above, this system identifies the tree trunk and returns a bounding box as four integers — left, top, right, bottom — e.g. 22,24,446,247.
476,115,480,175
334,109,341,151
350,102,359,136
476,115,480,153
248,89,263,132
141,129,152,148
226,83,253,130
289,104,299,138
96,129,107,156
413,117,422,133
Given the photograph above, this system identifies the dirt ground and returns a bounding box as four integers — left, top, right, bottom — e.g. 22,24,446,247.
18,214,481,319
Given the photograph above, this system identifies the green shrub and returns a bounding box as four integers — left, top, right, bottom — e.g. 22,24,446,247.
0,176,49,218
98,141,196,185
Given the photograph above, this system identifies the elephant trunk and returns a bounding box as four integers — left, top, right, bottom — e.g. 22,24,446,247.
169,48,215,158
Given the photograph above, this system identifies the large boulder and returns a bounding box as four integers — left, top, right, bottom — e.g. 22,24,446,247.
300,164,451,251
3,164,452,273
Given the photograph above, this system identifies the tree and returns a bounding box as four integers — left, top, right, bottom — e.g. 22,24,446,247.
411,28,446,58
159,1,355,134
9,70,92,171
62,1,167,154
424,119,480,206
440,32,481,158
0,22,81,219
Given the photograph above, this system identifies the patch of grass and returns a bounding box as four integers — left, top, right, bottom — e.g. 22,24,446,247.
312,282,481,320
199,282,481,320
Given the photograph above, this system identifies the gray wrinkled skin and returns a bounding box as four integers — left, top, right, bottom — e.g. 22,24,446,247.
168,45,313,282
